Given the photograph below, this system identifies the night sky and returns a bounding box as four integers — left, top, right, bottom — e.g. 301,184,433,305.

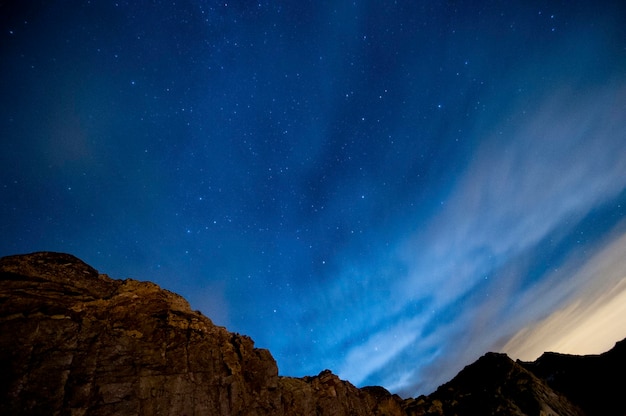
2,1,626,396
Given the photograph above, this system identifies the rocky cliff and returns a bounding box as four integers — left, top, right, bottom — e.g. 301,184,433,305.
0,252,406,416
1,252,624,415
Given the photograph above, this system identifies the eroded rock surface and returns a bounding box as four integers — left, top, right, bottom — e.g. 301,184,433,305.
0,252,405,416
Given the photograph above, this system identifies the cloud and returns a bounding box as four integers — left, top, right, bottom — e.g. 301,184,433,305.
502,226,626,360
331,81,626,395
337,316,423,385
402,81,626,299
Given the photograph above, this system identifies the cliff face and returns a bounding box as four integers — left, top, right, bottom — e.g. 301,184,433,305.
1,252,624,416
0,252,405,416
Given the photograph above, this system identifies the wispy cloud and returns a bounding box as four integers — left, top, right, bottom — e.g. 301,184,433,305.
503,226,626,360
337,316,424,385
332,81,626,395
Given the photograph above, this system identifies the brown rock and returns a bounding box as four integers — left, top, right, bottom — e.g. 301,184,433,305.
0,252,405,416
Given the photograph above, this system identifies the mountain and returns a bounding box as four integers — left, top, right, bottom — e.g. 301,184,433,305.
519,339,626,416
0,252,624,415
403,352,584,416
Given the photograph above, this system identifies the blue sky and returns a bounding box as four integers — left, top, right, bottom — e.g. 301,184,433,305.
1,1,625,396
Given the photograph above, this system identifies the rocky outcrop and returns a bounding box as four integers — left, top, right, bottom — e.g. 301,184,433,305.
404,352,584,416
519,339,626,416
0,252,405,416
277,371,405,415
1,252,625,415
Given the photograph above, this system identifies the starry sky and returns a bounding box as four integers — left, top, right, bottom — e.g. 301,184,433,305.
2,1,626,396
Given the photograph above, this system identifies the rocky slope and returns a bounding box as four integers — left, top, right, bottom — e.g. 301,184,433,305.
0,252,623,415
404,352,584,416
519,339,626,416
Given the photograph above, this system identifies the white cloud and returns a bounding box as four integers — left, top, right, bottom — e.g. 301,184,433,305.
337,316,424,385
503,227,626,360
401,83,626,308
335,81,626,394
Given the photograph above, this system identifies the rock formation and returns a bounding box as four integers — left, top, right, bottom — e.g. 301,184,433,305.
404,352,584,416
519,339,626,416
0,252,405,415
1,251,624,415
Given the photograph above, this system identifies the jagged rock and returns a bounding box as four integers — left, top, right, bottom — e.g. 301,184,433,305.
519,339,626,416
0,252,406,416
405,352,585,416
277,371,405,415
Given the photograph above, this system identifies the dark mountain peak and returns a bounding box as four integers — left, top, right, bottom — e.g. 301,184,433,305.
605,337,626,358
520,337,626,416
409,350,584,416
439,351,516,388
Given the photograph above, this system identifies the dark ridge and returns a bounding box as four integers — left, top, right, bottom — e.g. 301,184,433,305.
519,339,626,416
